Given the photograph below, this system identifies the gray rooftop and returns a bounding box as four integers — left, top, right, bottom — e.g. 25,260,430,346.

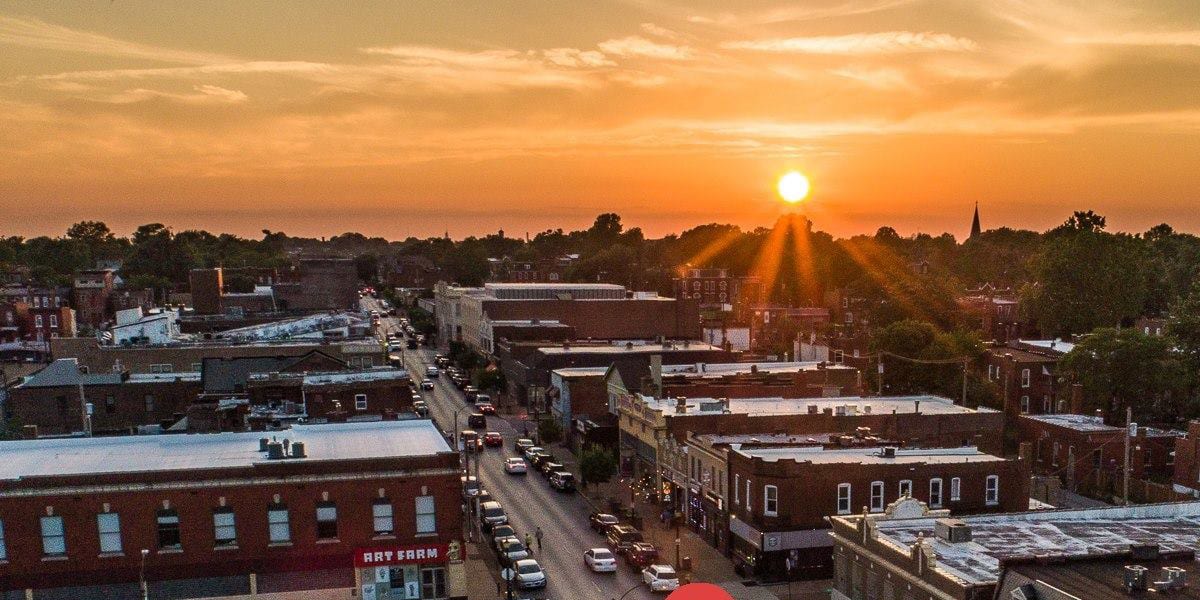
639,394,991,417
17,359,198,388
0,420,451,482
733,445,1004,465
661,361,857,377
864,501,1200,586
541,342,722,355
1022,413,1119,432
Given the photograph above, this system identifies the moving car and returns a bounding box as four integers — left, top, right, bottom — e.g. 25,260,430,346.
549,471,576,493
642,565,679,593
483,431,503,447
463,386,480,401
498,538,530,565
467,413,486,429
479,501,507,531
460,430,483,452
589,513,620,534
606,525,644,555
477,402,496,416
426,366,440,378
625,542,660,571
584,548,618,573
420,379,435,390
504,457,528,475
511,559,547,589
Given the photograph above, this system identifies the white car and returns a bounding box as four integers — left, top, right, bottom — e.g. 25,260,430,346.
504,457,528,475
643,565,679,593
512,559,547,589
421,379,435,390
426,366,440,378
584,548,617,573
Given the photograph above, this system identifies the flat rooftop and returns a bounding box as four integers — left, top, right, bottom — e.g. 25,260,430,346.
1023,413,1119,432
247,367,410,385
540,342,722,355
733,445,1004,465
0,420,451,482
862,501,1200,586
638,394,992,417
1018,338,1076,354
551,366,611,378
661,361,857,377
484,283,625,290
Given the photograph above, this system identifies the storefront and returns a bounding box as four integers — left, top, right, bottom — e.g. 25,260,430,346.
355,541,467,600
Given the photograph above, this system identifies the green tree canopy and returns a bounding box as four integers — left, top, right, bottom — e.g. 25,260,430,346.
1058,328,1192,425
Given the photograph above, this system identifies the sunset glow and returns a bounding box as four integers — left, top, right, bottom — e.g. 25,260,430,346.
778,171,811,203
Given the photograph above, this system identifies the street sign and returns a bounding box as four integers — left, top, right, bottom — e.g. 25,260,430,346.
501,567,516,581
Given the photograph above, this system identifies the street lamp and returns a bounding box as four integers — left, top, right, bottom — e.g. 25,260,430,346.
140,548,149,600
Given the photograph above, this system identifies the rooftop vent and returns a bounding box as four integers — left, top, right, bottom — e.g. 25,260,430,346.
291,441,306,458
1154,566,1187,592
881,447,898,459
934,518,971,544
807,404,819,415
1125,565,1149,592
259,437,270,452
266,441,285,459
675,396,688,414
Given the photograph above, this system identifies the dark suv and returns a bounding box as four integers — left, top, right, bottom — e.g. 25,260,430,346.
606,525,643,555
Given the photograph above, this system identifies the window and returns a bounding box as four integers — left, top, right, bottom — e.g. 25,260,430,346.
763,485,778,516
733,474,739,505
745,479,752,514
191,363,202,372
98,513,122,554
416,495,436,534
950,477,962,501
421,567,447,599
41,515,66,556
316,502,338,539
213,509,236,547
49,314,57,328
1052,442,1060,466
870,481,884,512
157,509,181,550
1020,396,1030,414
834,350,844,364
35,315,43,328
929,478,943,508
354,394,368,411
144,395,155,413
1043,395,1052,413
986,475,999,505
837,483,852,515
0,519,6,561
373,500,394,535
1021,368,1031,387
105,395,116,414
268,505,291,544
898,480,912,498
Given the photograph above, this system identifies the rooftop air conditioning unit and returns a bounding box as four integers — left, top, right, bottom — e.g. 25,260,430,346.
934,518,972,544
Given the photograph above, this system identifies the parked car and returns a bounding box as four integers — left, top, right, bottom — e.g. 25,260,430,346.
523,446,544,460
642,565,679,593
549,471,576,492
606,525,643,555
483,431,503,447
498,537,530,565
584,548,618,573
504,457,528,475
514,438,535,454
420,379,435,390
589,513,620,534
525,451,548,469
412,400,429,417
531,453,555,470
479,501,507,531
467,413,486,429
625,542,660,571
539,461,564,477
491,525,517,550
511,559,547,589
477,402,496,416
461,475,480,500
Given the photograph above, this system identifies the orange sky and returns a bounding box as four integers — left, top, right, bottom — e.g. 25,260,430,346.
2,1,1199,241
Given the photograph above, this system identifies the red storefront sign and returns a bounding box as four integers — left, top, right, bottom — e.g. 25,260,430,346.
354,543,450,567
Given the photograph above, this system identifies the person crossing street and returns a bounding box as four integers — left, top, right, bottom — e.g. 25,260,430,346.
535,527,543,553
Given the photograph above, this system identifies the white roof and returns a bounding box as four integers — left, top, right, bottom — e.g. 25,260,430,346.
540,342,722,355
638,394,991,417
484,283,624,290
551,366,611,378
0,420,451,482
867,501,1200,585
661,361,857,376
1019,338,1075,354
301,369,409,385
1022,413,1118,432
733,445,1004,465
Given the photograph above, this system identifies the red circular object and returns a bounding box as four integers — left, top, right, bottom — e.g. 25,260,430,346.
667,582,734,600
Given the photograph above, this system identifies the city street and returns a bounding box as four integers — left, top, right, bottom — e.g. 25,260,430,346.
370,301,659,600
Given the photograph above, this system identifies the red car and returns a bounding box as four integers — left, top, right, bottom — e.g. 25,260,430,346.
483,432,503,447
624,542,659,570
477,402,497,416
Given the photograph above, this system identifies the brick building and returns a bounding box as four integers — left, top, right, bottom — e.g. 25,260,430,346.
672,268,763,319
383,255,444,290
72,269,116,329
828,500,1200,600
1018,413,1181,495
244,368,414,425
50,337,384,376
6,358,202,436
548,367,616,452
748,306,831,354
1173,421,1200,497
658,361,861,400
274,258,359,312
0,301,76,345
727,445,1027,580
0,420,464,600
958,285,1023,343
983,342,1062,425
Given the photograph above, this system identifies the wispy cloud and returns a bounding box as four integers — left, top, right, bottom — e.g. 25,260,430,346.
106,84,248,105
543,48,615,68
640,23,683,41
597,36,694,60
689,0,917,26
723,32,978,55
0,15,229,64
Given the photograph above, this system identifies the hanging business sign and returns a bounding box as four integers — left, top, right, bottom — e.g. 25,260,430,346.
354,543,450,567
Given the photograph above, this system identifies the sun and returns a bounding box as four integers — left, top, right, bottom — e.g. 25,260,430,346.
777,171,810,203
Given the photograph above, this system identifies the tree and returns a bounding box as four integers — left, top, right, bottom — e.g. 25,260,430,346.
354,253,379,283
579,444,617,489
1167,283,1200,381
537,418,563,445
1058,328,1192,425
871,320,993,406
66,220,115,245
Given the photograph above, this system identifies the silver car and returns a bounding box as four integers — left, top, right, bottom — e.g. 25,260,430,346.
512,558,547,589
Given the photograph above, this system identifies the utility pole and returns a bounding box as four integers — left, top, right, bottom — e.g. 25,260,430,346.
961,358,969,406
1124,406,1133,505
876,357,883,395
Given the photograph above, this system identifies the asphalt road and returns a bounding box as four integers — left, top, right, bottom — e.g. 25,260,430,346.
367,299,657,600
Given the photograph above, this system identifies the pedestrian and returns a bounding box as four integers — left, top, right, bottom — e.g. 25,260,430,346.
524,533,533,551
535,527,543,553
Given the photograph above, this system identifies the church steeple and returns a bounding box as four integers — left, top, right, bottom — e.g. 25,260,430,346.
970,202,981,239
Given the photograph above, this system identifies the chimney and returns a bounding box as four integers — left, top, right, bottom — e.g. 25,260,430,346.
914,400,921,414
22,424,39,440
1070,383,1084,415
651,355,663,392
675,396,688,414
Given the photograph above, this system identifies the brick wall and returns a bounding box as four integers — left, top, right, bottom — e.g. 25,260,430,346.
7,378,203,436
